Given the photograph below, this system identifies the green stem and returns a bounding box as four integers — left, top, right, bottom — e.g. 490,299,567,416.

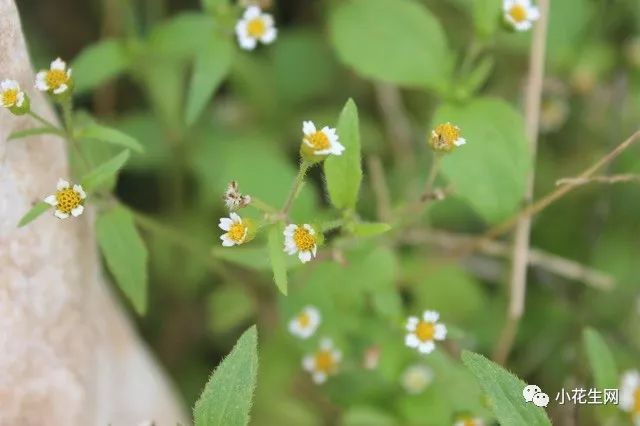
420,153,442,202
282,161,311,216
322,219,344,233
60,100,92,174
250,196,278,214
28,111,59,129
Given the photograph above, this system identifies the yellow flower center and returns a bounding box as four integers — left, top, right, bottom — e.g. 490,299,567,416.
228,222,247,243
314,350,335,374
293,227,316,251
46,69,68,89
298,312,311,328
509,4,527,23
463,419,477,426
430,122,461,152
2,89,18,106
415,321,435,342
634,388,640,413
55,188,82,214
247,17,266,38
305,131,331,151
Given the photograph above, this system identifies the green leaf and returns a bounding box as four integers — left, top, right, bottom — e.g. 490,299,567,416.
349,222,391,237
342,406,397,426
267,225,288,295
72,39,130,93
201,0,228,12
147,13,215,60
461,351,551,426
583,328,618,389
185,32,234,125
194,325,259,426
80,150,130,192
473,0,501,37
96,207,148,314
8,127,63,141
78,123,144,153
324,99,362,210
432,97,530,223
18,202,50,227
329,0,451,89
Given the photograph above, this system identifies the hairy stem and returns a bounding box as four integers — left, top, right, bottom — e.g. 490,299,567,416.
282,161,310,216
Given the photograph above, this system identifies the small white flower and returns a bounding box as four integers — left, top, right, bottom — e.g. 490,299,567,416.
302,338,342,384
223,181,251,211
620,370,640,424
430,122,466,153
283,224,318,263
288,305,321,339
35,58,72,95
404,310,447,355
454,416,484,426
302,121,345,157
44,179,86,219
235,6,277,51
401,364,434,395
219,212,249,247
0,79,25,108
503,0,540,32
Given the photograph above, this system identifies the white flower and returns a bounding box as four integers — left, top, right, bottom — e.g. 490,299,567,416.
620,370,640,424
430,122,466,153
235,6,277,51
35,58,72,95
302,121,345,157
454,416,484,426
44,179,86,219
219,212,249,247
302,338,342,384
401,364,434,394
0,79,25,108
223,181,251,211
404,310,447,355
283,224,318,263
288,305,321,339
503,0,540,32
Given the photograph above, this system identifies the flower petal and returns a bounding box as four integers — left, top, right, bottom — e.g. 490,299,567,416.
54,210,69,219
57,179,70,190
71,205,84,217
44,195,57,206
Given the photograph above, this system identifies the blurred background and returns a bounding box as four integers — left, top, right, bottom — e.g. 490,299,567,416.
15,0,640,424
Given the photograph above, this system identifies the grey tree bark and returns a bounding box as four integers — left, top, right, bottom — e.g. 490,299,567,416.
0,1,188,425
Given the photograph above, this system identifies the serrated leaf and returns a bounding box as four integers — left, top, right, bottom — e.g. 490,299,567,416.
432,97,529,223
194,325,259,426
350,222,391,237
96,206,148,314
185,32,233,126
329,0,451,89
583,328,618,389
18,202,50,227
8,127,64,141
267,225,288,295
80,150,130,192
78,123,144,153
461,351,551,426
324,99,362,210
72,39,130,93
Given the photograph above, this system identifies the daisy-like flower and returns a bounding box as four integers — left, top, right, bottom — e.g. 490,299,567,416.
223,181,251,211
44,179,86,219
620,370,640,425
401,364,434,395
405,310,447,355
0,79,28,114
35,58,73,95
503,0,540,32
283,224,318,263
235,6,277,51
288,305,321,339
454,415,485,426
302,338,342,384
219,212,254,247
429,122,466,153
300,121,345,160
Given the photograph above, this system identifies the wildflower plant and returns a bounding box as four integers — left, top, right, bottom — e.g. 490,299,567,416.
10,0,640,424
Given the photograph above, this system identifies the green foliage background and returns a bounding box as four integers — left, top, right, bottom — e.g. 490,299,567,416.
15,0,640,424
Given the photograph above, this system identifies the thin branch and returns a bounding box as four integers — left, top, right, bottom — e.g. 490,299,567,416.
556,174,640,186
366,155,392,222
406,230,615,291
374,83,415,172
497,0,550,364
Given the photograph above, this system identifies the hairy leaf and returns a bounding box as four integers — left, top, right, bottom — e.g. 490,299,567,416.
267,225,288,295
81,150,130,192
583,328,618,389
79,123,144,153
18,202,50,227
72,39,130,93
